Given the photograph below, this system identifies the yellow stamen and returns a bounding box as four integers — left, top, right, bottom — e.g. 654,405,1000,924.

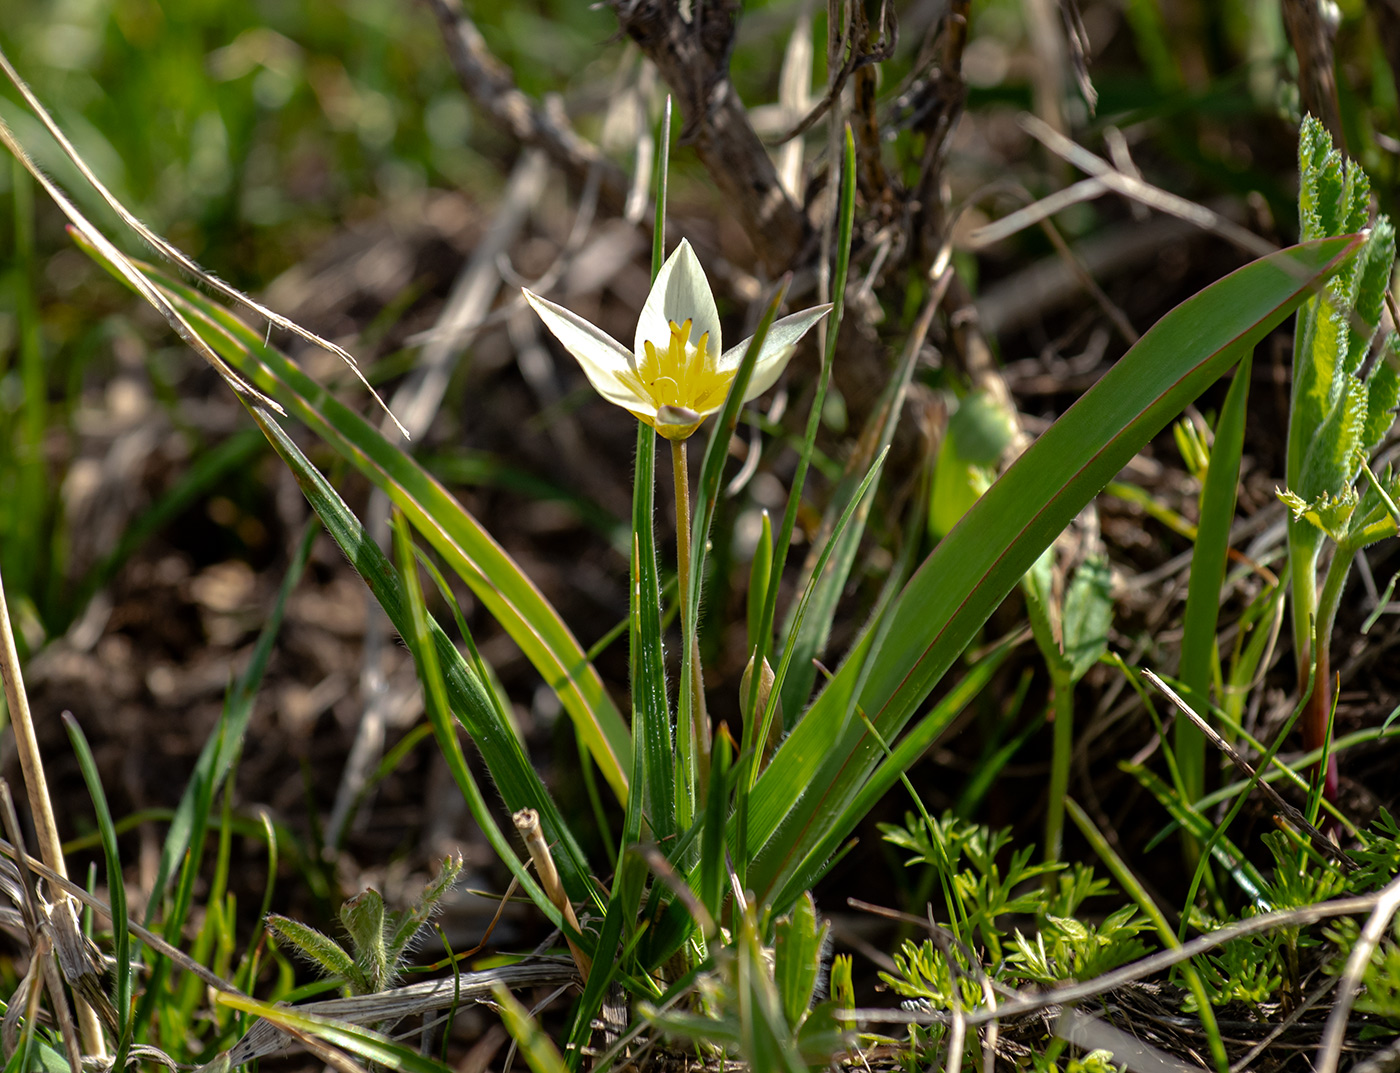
617,319,734,438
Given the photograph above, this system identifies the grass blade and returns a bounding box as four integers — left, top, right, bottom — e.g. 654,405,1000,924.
249,404,594,911
1177,353,1253,806
768,125,858,720
61,715,127,1065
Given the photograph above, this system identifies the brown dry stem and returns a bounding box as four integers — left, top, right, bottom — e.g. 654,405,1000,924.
513,808,593,981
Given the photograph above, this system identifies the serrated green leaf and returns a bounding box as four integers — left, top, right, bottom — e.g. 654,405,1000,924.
1280,486,1358,540
1364,349,1400,451
1298,116,1342,241
1342,153,1373,238
1297,375,1368,503
1347,221,1394,376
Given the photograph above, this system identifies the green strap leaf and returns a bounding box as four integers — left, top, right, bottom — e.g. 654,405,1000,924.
748,233,1364,907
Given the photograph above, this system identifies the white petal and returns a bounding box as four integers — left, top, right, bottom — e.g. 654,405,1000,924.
720,304,833,401
522,289,646,410
635,238,722,358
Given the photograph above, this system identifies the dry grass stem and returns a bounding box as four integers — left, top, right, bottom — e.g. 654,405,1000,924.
513,808,592,980
0,43,407,438
0,571,106,1059
1315,871,1400,1073
1141,669,1356,867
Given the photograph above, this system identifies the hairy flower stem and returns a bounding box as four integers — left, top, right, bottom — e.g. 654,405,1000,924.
672,440,709,790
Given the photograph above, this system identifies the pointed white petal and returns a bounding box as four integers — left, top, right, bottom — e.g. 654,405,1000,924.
720,304,833,400
635,238,722,358
522,289,646,410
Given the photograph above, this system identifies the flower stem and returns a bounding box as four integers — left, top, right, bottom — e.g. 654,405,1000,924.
672,439,709,796
1311,543,1353,806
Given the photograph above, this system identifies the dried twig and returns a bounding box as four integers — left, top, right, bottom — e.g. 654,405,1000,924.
1315,872,1400,1073
1141,669,1356,871
514,809,592,980
221,960,579,1065
425,0,629,209
1019,114,1279,260
0,572,105,1061
1282,0,1344,147
612,0,809,273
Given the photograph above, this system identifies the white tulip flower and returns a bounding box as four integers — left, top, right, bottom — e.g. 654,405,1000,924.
522,239,831,440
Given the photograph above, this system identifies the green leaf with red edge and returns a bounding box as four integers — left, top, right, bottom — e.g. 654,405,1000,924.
745,234,1365,909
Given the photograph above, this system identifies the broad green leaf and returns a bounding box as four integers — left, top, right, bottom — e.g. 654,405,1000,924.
76,241,632,807
248,406,594,910
749,448,889,789
746,234,1363,908
772,639,1011,908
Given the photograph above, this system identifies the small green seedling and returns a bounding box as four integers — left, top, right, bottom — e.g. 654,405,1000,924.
266,856,463,996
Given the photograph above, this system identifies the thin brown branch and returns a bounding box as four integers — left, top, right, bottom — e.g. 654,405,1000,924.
425,0,630,208
1282,0,1344,148
612,0,810,273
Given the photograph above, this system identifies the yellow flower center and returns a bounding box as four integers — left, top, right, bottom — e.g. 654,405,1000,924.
618,319,733,417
